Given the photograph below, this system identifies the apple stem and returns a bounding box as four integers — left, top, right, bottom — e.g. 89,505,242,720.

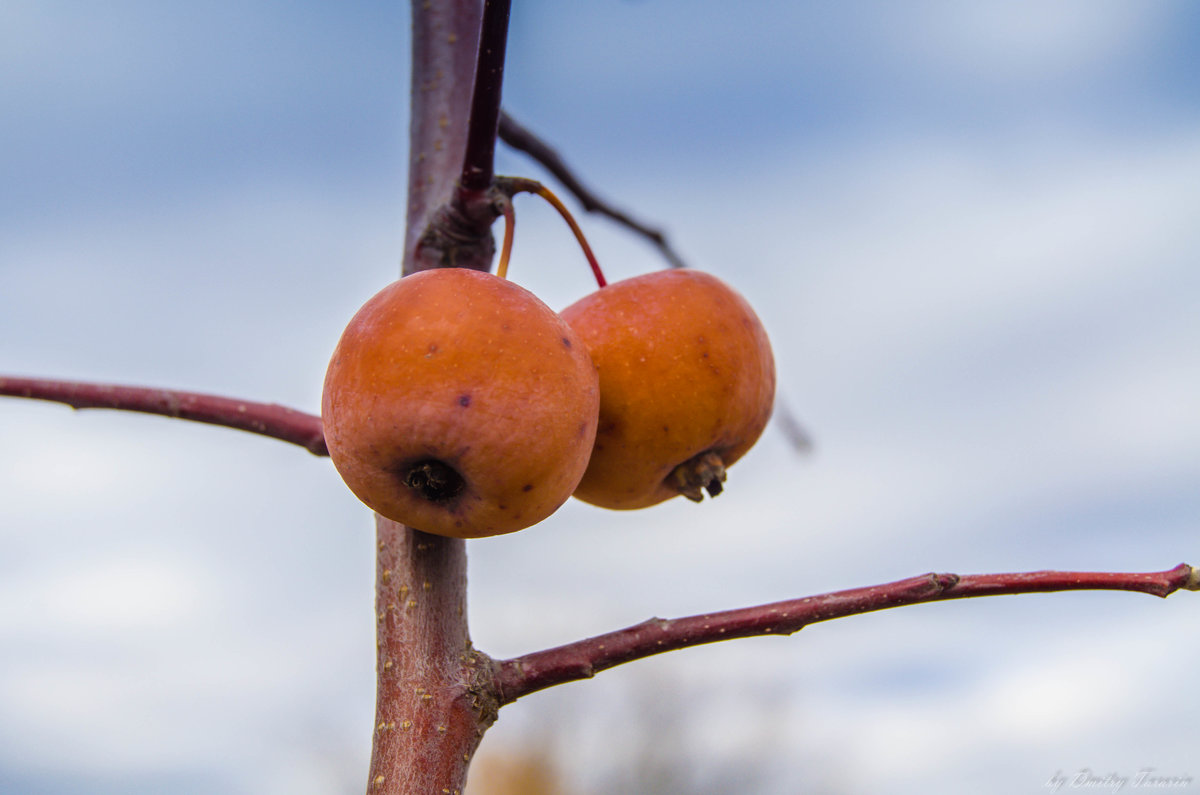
532,183,608,288
494,176,609,288
495,196,516,280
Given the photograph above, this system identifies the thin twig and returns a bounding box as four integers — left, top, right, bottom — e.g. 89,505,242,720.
772,398,814,454
494,564,1198,704
498,110,688,269
459,0,512,191
0,376,328,456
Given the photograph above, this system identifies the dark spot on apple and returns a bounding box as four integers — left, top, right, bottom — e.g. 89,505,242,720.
561,336,572,348
458,394,471,407
522,483,533,492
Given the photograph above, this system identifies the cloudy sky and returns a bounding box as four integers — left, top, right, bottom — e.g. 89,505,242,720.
2,2,1198,793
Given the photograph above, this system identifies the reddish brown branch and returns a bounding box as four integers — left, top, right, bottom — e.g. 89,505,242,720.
410,0,512,275
494,564,1198,705
366,2,495,794
459,0,512,191
405,1,497,275
367,518,494,794
0,375,328,456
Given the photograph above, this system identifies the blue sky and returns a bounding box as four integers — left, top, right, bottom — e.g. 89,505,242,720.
2,2,1199,794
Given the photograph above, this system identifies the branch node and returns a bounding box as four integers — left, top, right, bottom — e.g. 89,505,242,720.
412,189,500,273
934,573,960,591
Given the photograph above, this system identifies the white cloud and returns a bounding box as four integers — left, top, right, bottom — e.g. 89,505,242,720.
886,0,1170,83
0,557,206,636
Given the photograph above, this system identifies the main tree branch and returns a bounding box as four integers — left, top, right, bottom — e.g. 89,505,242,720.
408,0,511,274
0,375,327,455
494,564,1198,704
366,2,498,794
368,518,496,794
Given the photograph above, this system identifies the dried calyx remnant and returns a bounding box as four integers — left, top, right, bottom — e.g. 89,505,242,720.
403,459,466,504
668,450,727,502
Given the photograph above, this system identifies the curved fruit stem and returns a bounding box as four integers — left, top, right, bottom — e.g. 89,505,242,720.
495,195,516,280
531,182,608,288
495,176,608,288
668,450,727,502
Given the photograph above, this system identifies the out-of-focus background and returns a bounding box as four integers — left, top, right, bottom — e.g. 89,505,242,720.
2,2,1198,793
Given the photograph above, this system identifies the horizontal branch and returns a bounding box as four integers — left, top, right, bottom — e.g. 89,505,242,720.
494,563,1198,704
0,376,328,456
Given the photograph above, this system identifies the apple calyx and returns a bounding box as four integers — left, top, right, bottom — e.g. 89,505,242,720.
668,450,728,502
401,459,466,504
